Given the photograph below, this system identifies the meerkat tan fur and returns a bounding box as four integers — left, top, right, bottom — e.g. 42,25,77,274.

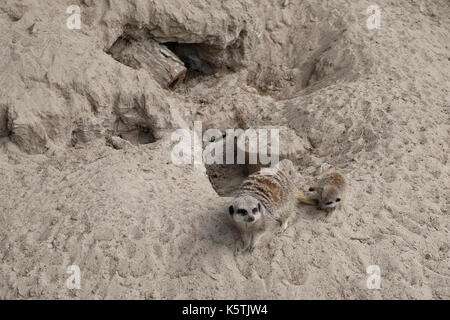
305,172,347,216
229,168,316,252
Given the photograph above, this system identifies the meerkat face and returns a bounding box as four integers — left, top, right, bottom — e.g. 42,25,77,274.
229,196,263,224
319,185,342,210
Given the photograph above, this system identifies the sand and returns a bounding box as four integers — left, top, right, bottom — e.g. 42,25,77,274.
0,0,449,299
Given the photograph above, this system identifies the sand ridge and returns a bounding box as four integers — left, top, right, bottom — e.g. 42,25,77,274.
0,0,449,299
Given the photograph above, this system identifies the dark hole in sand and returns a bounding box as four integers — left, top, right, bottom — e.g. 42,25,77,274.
118,126,157,145
206,163,249,197
164,42,219,81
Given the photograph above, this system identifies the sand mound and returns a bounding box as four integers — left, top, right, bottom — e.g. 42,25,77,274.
0,0,449,299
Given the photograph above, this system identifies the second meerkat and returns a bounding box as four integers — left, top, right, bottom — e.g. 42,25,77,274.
305,172,347,215
229,167,316,252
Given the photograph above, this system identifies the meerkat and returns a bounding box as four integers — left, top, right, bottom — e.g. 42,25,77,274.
228,167,317,252
235,106,248,130
305,172,347,216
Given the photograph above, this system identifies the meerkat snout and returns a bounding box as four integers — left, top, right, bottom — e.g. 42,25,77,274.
319,185,342,209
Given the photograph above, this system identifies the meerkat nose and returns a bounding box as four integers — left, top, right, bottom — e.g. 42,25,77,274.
248,216,255,222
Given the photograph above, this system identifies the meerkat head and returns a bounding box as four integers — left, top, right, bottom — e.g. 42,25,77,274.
229,195,263,224
319,185,342,210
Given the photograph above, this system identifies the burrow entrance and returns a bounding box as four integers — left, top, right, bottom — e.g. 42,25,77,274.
206,161,249,197
107,30,226,89
164,42,223,82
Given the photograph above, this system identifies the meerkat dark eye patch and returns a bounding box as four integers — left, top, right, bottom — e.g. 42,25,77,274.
229,205,234,215
336,198,341,202
252,208,258,213
237,209,248,215
325,201,333,205
257,203,261,211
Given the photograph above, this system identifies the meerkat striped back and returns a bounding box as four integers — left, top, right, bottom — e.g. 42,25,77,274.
237,170,296,215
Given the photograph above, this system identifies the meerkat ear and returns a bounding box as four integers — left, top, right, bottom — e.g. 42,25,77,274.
229,205,234,215
257,202,261,211
309,186,317,192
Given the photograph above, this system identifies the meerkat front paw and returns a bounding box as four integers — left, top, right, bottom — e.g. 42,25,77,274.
233,242,247,255
279,220,289,233
317,210,333,222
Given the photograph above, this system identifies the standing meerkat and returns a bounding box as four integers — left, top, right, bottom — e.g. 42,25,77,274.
305,172,347,215
229,167,317,252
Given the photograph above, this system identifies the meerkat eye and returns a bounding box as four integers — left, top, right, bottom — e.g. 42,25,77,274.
326,201,333,205
336,198,341,202
229,205,234,215
252,208,258,214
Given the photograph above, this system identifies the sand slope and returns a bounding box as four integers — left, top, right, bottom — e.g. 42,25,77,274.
0,0,449,299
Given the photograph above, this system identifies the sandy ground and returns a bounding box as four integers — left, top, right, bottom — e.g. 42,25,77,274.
0,0,449,299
